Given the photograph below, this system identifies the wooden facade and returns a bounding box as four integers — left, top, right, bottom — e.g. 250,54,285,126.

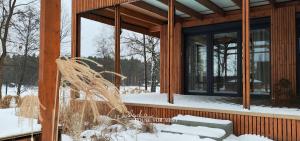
36,0,300,140
71,0,300,106
271,6,297,99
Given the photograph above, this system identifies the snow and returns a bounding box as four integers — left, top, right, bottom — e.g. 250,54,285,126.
161,124,226,138
62,134,73,141
173,115,232,125
65,123,272,141
0,108,41,139
121,93,300,117
224,134,273,141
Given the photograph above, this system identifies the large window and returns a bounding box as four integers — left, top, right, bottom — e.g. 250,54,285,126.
184,20,270,96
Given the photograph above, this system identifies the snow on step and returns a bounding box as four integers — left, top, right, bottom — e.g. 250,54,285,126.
172,115,233,138
161,124,226,141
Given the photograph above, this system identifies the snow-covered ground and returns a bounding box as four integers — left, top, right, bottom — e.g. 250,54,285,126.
0,103,273,141
76,122,272,141
0,108,41,139
121,93,300,117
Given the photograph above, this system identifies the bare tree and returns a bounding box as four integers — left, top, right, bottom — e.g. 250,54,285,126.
0,0,35,99
60,6,71,56
12,5,39,96
123,33,160,92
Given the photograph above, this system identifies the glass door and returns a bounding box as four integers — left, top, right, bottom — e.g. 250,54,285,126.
186,34,208,93
213,32,239,94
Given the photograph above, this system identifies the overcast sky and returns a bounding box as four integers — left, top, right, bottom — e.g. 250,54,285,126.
62,0,107,57
62,0,140,57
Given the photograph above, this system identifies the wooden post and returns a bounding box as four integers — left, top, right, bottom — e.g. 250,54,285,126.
114,5,121,89
39,0,61,140
71,13,81,99
242,0,250,109
168,0,175,104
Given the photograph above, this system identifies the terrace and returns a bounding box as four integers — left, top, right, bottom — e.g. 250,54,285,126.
36,0,300,141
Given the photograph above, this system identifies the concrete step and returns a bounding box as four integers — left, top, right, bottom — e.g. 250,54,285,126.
172,115,233,139
161,124,226,141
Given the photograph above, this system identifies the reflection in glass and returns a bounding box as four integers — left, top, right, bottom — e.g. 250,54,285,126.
250,28,270,95
186,35,207,93
213,32,238,94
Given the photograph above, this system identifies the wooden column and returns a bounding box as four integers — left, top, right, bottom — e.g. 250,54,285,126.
114,5,121,89
168,0,175,104
160,25,168,93
39,0,61,140
242,0,250,109
71,11,81,99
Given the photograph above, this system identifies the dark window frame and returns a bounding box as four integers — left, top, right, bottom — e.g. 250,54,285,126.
183,18,270,97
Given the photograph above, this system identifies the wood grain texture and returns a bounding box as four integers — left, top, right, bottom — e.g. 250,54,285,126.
271,6,297,99
39,0,61,140
74,0,134,13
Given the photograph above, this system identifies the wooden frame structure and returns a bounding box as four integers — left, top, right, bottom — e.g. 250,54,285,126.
39,0,300,140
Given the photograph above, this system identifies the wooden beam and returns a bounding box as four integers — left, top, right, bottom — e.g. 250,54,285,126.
269,0,277,7
195,0,225,16
39,0,60,140
242,0,250,109
129,1,183,22
115,6,121,89
116,7,164,25
93,9,155,28
231,0,242,8
130,1,168,18
159,0,203,19
168,0,174,104
81,13,159,37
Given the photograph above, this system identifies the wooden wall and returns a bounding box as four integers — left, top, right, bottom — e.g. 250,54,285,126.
271,6,297,99
160,23,183,94
73,0,134,13
71,101,300,141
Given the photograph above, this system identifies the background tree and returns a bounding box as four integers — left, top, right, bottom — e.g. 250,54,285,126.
124,33,160,92
12,5,39,96
0,0,35,99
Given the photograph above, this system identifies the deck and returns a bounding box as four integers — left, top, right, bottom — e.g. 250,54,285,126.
72,94,300,141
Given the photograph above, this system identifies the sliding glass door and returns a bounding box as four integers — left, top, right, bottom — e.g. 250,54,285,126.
213,32,239,94
186,35,208,93
184,19,270,96
185,31,240,95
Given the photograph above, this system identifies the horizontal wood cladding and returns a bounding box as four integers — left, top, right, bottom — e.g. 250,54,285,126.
74,0,135,13
271,6,297,99
71,100,300,141
160,23,183,94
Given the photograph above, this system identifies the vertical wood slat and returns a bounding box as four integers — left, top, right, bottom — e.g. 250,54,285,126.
271,6,297,99
72,101,300,141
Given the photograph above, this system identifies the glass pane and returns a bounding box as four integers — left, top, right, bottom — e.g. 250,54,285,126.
213,32,238,94
186,35,207,93
250,28,270,95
